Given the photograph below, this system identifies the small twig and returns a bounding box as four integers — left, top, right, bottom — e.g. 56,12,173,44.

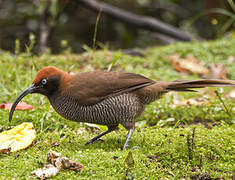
191,127,196,152
187,133,192,161
187,127,196,162
92,9,102,51
214,90,231,117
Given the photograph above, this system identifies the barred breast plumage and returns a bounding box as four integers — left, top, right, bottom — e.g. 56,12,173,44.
49,93,145,126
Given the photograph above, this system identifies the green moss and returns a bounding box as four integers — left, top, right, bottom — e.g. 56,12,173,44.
0,38,234,179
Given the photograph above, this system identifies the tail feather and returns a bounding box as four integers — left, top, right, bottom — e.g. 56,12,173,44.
165,79,235,91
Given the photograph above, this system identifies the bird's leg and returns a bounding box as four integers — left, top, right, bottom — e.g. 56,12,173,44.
122,128,135,150
85,125,118,145
122,122,135,150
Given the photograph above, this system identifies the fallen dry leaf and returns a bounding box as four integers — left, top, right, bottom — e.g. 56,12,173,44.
169,54,209,75
31,164,59,180
171,96,210,108
0,102,33,110
0,123,36,152
32,150,83,179
0,148,10,154
169,54,230,79
209,63,227,79
226,89,235,99
47,150,84,171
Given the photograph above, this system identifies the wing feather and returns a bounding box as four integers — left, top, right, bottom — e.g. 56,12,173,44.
65,71,155,105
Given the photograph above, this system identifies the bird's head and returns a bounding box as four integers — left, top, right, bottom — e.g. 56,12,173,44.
9,66,70,122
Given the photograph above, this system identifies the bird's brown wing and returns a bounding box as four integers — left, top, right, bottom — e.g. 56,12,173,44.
65,71,155,105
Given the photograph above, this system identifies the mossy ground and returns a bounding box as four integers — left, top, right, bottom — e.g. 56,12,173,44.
0,38,234,179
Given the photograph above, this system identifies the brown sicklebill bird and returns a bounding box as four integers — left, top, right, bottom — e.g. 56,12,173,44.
9,66,235,149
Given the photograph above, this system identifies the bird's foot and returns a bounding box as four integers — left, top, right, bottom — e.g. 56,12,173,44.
121,127,135,150
122,143,129,150
85,138,104,145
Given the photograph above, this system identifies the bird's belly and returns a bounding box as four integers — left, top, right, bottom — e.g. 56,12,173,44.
49,93,144,125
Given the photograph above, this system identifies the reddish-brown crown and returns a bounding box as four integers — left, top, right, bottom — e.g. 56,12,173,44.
33,66,71,91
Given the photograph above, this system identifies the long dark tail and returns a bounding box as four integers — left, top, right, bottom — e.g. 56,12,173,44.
165,79,235,92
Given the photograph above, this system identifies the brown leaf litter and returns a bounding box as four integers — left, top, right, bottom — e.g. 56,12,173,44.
169,54,229,79
32,150,83,179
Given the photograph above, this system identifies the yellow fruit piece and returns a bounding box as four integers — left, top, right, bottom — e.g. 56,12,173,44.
0,123,36,152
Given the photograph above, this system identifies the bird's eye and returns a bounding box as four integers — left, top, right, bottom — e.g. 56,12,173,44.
41,79,47,85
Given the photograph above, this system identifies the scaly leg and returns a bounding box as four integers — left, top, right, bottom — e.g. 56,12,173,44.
122,127,135,150
122,121,136,150
85,125,118,145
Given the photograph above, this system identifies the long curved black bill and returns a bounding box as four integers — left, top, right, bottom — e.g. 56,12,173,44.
9,85,36,122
